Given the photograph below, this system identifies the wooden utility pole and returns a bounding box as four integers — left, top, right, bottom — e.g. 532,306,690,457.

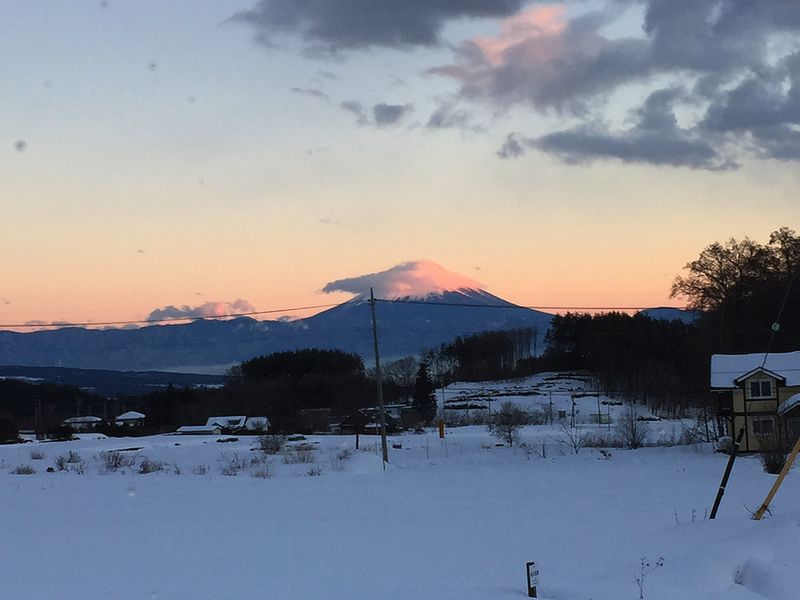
709,427,744,519
753,435,800,520
369,288,389,466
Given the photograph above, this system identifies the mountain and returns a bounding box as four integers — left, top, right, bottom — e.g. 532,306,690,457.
0,288,553,372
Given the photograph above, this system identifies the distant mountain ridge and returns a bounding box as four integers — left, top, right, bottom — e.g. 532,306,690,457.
0,288,552,372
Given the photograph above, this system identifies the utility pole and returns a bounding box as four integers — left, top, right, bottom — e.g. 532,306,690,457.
369,288,389,466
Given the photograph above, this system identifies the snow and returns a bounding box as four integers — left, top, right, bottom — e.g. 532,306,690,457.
711,351,800,388
777,393,800,416
1,423,799,599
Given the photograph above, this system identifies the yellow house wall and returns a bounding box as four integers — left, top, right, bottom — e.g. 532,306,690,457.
729,374,800,451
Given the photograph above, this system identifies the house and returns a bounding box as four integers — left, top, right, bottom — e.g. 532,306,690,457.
340,408,400,435
711,351,800,452
177,425,222,435
244,417,270,432
115,411,145,428
63,416,103,431
204,416,269,433
205,416,247,431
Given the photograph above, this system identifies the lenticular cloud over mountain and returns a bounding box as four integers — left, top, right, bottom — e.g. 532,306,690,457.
322,260,483,299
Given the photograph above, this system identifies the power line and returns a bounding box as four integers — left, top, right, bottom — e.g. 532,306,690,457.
0,297,688,331
0,303,347,330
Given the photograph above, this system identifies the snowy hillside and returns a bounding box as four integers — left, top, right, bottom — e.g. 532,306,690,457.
1,425,797,599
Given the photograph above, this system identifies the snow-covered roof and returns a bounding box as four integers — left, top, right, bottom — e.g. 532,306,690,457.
177,425,221,434
206,416,246,428
244,417,269,429
64,416,103,424
778,394,800,416
115,411,145,421
710,351,800,388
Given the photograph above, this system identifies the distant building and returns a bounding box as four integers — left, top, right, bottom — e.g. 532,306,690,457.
63,416,102,431
206,416,247,431
712,351,800,452
177,425,222,436
115,411,145,428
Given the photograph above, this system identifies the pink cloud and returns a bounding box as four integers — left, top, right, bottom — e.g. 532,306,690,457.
435,5,650,112
473,5,567,67
323,260,483,299
146,299,255,322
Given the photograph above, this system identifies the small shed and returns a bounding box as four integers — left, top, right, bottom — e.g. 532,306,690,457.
63,416,103,431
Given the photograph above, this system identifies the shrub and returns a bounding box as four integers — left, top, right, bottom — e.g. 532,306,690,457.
329,448,353,471
758,434,789,474
54,451,84,472
282,443,317,464
12,464,36,475
99,451,135,472
306,466,323,477
251,466,272,479
29,449,46,460
191,464,209,475
255,434,287,455
138,457,165,474
616,407,650,449
218,452,249,476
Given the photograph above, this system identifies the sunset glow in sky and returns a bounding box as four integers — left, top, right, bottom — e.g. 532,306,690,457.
2,1,799,327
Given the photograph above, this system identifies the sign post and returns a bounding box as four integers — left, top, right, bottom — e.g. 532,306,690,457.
526,561,539,598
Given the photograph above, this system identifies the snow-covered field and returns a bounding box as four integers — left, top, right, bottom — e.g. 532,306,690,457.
1,425,797,599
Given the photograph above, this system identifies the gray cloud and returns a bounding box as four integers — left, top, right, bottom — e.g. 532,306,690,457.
497,133,527,159
233,0,526,52
290,86,330,101
427,103,482,132
373,103,413,126
146,299,256,322
530,88,732,170
435,9,651,113
340,100,368,125
341,100,412,127
438,1,800,168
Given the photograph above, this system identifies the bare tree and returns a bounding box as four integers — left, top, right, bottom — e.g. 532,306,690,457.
617,407,650,449
557,423,591,454
488,401,528,447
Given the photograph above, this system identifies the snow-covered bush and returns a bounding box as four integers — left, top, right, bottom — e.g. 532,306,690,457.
29,449,45,460
138,457,165,474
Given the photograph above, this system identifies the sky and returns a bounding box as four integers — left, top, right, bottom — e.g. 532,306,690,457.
2,0,799,328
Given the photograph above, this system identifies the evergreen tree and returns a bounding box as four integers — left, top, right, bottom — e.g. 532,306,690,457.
412,362,437,425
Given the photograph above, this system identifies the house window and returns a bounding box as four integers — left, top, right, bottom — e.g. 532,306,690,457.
749,379,773,399
752,417,775,436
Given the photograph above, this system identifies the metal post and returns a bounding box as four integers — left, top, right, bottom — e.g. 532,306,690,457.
709,427,744,519
526,561,539,598
369,288,389,466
